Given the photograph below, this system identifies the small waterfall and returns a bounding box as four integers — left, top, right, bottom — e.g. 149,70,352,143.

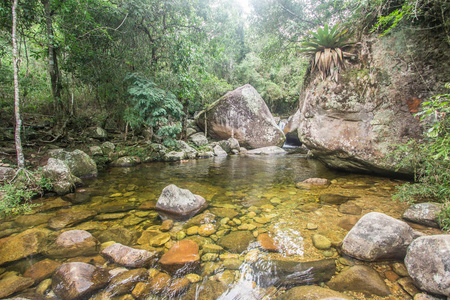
278,120,287,132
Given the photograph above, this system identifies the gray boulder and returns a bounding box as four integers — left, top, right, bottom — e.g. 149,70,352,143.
196,84,285,149
155,184,207,221
48,149,97,178
405,235,450,297
101,141,115,155
189,133,209,147
111,156,141,167
52,262,110,300
89,146,103,156
42,158,77,195
403,202,442,228
88,126,107,140
164,151,185,162
342,212,417,261
213,145,228,157
177,140,197,159
246,146,287,156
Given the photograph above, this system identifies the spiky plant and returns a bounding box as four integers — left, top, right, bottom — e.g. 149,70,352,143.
300,24,354,81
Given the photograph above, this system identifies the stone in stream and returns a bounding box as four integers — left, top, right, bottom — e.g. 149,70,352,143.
405,234,450,297
253,259,336,287
48,149,97,178
184,280,228,300
213,145,228,156
159,240,200,275
47,209,97,230
218,230,255,253
319,193,355,205
101,243,158,268
45,230,100,258
0,274,35,299
52,262,110,300
62,191,91,204
110,156,141,167
327,265,391,296
0,228,50,266
137,230,171,247
185,212,216,227
95,227,137,245
339,202,363,215
164,151,185,161
155,184,207,221
296,178,330,189
342,212,418,261
210,207,239,219
101,268,148,297
42,158,77,195
195,84,285,149
402,202,442,228
246,146,287,155
23,258,61,283
14,213,52,227
257,233,282,252
312,234,332,250
280,285,352,300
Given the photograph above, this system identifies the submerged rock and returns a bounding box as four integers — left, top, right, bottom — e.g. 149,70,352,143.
0,228,49,266
52,262,110,300
402,202,442,228
184,280,227,300
195,84,285,149
319,194,354,205
246,146,287,155
327,265,390,296
155,184,207,221
218,230,254,253
405,234,450,297
102,268,148,297
280,285,352,300
101,243,157,268
296,178,330,189
47,209,97,230
0,274,34,299
45,230,100,258
23,259,61,283
159,240,200,275
342,212,417,261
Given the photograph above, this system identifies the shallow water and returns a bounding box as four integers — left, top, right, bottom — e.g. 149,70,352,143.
1,152,439,299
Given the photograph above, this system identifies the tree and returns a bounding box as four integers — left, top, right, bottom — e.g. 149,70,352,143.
12,0,24,168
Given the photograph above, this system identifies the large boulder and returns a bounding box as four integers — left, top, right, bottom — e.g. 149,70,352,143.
42,158,78,195
48,149,97,178
155,184,207,221
405,235,450,297
295,32,450,176
342,212,417,261
195,84,285,149
52,262,110,300
189,132,209,147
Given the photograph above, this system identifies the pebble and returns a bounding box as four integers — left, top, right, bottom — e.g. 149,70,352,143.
312,234,332,250
198,224,216,237
306,223,318,230
109,193,123,198
185,273,202,283
202,253,219,262
187,226,199,235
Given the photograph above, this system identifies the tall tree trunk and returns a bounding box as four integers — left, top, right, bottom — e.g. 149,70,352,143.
12,0,24,168
41,0,63,117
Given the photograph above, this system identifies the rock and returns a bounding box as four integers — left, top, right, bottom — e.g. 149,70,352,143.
23,259,61,283
42,158,77,195
14,213,52,227
166,277,191,297
338,216,360,230
257,233,281,252
222,258,242,270
101,142,115,155
111,156,141,167
52,262,110,300
62,191,91,204
155,184,207,221
159,240,200,275
198,224,216,236
296,178,330,189
196,84,285,149
164,151,185,162
0,166,15,181
213,145,228,156
45,230,100,258
280,285,352,300
327,265,390,296
148,272,171,295
254,259,336,287
246,146,287,155
0,274,34,299
101,243,157,268
102,268,148,297
89,146,103,156
342,212,417,261
398,277,421,297
319,194,354,205
413,293,443,300
137,230,171,247
312,234,332,250
88,126,108,140
48,209,97,230
48,149,97,178
0,228,49,266
210,207,239,219
184,280,227,300
185,212,216,227
33,197,71,212
203,244,224,254
339,202,363,215
405,234,450,296
189,132,209,147
403,202,442,228
177,140,197,159
96,227,136,245
160,219,174,232
218,230,255,253
96,202,135,213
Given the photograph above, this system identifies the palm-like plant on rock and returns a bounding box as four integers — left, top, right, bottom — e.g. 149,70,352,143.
300,24,354,82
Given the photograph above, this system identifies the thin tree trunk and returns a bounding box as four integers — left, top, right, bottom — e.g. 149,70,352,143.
41,0,63,117
12,0,25,168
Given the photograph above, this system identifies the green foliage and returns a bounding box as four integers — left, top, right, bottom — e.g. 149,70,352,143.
300,23,354,81
393,85,450,230
0,168,50,218
124,73,184,145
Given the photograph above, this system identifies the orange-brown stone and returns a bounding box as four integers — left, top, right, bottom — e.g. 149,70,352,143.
257,233,281,252
159,240,200,275
149,272,171,295
23,259,61,283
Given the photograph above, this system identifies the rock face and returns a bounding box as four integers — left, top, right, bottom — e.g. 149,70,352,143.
42,158,77,195
295,32,450,175
155,184,207,221
327,265,391,296
342,212,417,261
403,202,442,228
48,149,98,178
101,243,157,268
195,84,285,149
405,235,450,297
52,262,110,300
